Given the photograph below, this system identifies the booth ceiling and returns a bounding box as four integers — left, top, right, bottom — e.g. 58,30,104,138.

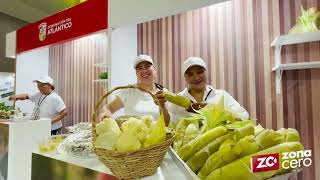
0,0,83,22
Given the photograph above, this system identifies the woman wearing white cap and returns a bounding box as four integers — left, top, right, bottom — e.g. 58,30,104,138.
169,57,249,123
99,55,170,126
9,75,67,135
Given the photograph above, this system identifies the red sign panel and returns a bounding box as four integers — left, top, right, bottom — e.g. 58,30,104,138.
251,153,280,173
16,0,108,54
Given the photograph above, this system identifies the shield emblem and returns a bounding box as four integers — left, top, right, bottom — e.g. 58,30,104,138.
38,22,47,41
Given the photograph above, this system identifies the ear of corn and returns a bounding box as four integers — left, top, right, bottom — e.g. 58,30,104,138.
186,123,254,172
183,123,200,145
173,119,189,151
178,126,228,161
187,132,233,173
163,90,192,109
254,124,265,136
236,135,260,157
278,128,300,143
195,124,255,176
256,129,284,150
198,134,261,178
197,139,240,179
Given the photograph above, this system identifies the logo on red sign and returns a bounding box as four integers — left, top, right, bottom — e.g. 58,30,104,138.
251,153,279,172
38,22,47,41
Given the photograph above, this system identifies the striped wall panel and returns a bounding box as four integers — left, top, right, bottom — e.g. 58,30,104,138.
49,33,107,129
137,1,320,179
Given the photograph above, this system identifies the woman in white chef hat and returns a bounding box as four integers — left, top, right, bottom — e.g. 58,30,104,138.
9,75,67,135
169,57,249,123
99,55,170,126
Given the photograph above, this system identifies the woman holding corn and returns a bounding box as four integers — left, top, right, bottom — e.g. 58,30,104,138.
99,55,170,126
168,57,249,123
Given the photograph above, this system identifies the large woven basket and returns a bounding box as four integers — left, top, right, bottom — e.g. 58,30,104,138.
92,85,175,179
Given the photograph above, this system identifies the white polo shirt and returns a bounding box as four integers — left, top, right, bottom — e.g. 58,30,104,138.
169,85,249,123
116,87,168,120
29,92,66,130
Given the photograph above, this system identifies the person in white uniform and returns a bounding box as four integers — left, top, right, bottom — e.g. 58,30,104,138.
99,55,170,126
9,76,67,135
169,57,249,123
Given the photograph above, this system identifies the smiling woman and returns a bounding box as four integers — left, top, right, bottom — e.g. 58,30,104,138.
168,57,249,123
99,55,170,126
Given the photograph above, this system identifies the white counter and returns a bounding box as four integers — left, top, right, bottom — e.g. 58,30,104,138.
0,118,51,180
32,150,193,180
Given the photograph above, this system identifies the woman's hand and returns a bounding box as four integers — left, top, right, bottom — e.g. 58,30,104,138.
186,102,207,113
8,94,28,101
8,95,16,101
97,97,123,122
155,90,170,126
155,90,167,108
98,109,112,121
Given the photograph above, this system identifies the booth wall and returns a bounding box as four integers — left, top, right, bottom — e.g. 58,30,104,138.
49,33,106,128
0,12,27,72
109,25,137,88
15,48,49,113
137,0,320,180
48,26,138,124
109,0,228,29
109,25,138,117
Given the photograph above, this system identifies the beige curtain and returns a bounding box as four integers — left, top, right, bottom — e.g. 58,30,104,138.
49,33,107,128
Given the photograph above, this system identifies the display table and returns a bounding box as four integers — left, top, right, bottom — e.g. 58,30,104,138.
0,118,51,180
31,150,193,180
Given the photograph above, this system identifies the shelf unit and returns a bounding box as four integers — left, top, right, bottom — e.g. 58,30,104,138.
272,61,320,71
93,64,108,84
92,38,108,88
271,31,320,94
94,63,107,68
93,79,108,83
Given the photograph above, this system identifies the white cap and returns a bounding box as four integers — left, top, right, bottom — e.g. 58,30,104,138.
33,75,54,89
182,57,207,74
134,55,154,68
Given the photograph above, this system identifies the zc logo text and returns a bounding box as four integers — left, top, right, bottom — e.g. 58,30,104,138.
251,150,312,173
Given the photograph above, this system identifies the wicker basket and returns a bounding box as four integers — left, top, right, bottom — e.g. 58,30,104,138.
92,85,175,179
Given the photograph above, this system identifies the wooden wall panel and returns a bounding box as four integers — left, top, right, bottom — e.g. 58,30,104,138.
49,33,106,129
137,0,320,179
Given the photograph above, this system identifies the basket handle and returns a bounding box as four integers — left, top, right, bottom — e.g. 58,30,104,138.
92,85,163,125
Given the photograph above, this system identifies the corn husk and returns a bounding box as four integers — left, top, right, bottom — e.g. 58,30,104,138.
256,129,284,150
197,139,239,179
178,126,227,161
254,124,265,136
289,7,320,34
236,135,260,157
183,123,200,145
143,113,166,147
187,123,254,172
278,128,300,142
196,97,237,132
173,119,189,151
187,132,232,174
194,124,254,176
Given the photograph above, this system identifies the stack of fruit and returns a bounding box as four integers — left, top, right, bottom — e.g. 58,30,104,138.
171,97,304,180
94,114,167,152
